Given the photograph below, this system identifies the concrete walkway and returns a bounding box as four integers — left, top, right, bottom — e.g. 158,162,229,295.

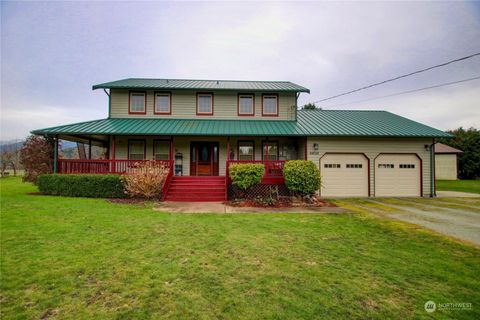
436,191,480,198
155,201,346,214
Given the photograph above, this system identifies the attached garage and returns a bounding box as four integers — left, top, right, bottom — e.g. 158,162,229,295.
320,154,369,197
375,154,421,197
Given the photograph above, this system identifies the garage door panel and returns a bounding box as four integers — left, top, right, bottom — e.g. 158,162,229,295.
320,154,368,197
375,154,420,197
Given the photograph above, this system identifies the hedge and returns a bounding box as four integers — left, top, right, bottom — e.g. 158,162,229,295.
229,163,265,190
283,160,321,196
37,174,125,198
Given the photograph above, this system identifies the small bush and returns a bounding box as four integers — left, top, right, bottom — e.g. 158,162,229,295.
38,174,124,198
122,161,169,199
229,163,265,190
283,160,321,197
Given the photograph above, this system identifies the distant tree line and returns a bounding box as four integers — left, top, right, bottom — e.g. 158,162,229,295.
438,127,480,179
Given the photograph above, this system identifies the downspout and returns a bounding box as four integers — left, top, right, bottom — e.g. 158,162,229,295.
104,89,111,118
429,138,437,198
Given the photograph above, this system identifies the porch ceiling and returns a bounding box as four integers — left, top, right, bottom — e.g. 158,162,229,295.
31,110,452,138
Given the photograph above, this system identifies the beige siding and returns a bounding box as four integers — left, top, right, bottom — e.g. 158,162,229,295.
110,89,296,120
435,154,458,180
306,137,433,197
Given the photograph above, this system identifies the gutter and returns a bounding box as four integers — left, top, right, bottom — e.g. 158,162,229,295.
103,89,111,118
428,138,437,197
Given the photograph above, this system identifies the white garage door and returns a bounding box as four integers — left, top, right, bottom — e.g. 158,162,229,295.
375,154,421,197
320,154,369,197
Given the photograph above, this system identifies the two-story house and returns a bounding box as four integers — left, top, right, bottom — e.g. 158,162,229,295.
32,78,450,201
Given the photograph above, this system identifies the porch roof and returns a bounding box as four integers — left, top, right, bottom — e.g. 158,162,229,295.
31,110,452,138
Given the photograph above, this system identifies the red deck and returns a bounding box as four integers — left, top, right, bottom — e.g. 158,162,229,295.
56,159,286,201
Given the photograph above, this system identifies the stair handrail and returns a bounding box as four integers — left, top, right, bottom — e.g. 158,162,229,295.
225,160,230,201
161,160,174,201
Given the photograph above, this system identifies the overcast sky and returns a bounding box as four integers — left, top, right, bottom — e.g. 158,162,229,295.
1,1,480,141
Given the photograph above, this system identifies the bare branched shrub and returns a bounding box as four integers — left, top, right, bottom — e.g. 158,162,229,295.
122,161,169,199
19,135,55,184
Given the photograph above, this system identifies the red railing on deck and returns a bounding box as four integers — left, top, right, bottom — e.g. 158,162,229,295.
57,159,173,175
58,159,175,200
226,160,286,185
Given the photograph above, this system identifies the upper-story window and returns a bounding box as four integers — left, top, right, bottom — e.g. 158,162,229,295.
197,93,214,115
238,94,255,116
154,92,171,114
129,91,146,114
262,94,279,116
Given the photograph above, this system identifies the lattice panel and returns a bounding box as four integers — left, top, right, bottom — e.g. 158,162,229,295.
228,184,290,200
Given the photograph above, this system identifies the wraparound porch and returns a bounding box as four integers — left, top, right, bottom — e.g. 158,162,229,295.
53,134,307,182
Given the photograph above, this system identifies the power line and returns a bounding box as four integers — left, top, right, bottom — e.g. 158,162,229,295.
323,76,480,108
306,52,480,106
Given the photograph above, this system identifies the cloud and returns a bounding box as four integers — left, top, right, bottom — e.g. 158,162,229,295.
1,1,479,140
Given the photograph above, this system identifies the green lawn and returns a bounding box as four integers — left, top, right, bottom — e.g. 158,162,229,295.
1,177,479,319
437,179,480,194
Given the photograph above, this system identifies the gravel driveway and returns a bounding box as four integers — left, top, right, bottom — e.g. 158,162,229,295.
340,197,480,246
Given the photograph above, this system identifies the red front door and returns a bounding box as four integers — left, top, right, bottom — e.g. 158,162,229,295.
190,142,219,176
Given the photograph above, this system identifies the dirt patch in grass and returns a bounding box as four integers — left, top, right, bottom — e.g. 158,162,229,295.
227,196,337,208
107,198,148,206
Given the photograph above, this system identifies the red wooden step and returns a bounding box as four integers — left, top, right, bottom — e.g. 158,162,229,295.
169,187,225,192
165,176,227,202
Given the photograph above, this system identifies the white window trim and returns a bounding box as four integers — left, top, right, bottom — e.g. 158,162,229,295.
129,92,146,114
262,94,278,116
197,93,213,115
154,92,171,114
238,94,255,116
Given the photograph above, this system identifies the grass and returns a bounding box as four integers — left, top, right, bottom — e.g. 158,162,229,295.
437,179,480,194
1,177,479,319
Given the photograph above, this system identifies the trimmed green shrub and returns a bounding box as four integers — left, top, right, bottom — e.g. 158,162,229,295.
283,160,321,196
229,163,265,190
38,174,125,198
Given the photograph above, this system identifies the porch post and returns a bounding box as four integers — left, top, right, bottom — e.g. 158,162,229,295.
227,137,230,160
170,136,174,161
226,137,231,185
111,136,116,173
304,137,308,160
265,137,269,160
88,138,92,160
53,135,58,174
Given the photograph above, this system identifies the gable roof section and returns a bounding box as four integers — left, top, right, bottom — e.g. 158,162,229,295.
434,142,462,153
296,110,451,137
32,110,452,138
92,78,310,93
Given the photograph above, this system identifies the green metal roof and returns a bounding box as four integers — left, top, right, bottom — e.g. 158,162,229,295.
92,78,310,93
32,110,451,138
